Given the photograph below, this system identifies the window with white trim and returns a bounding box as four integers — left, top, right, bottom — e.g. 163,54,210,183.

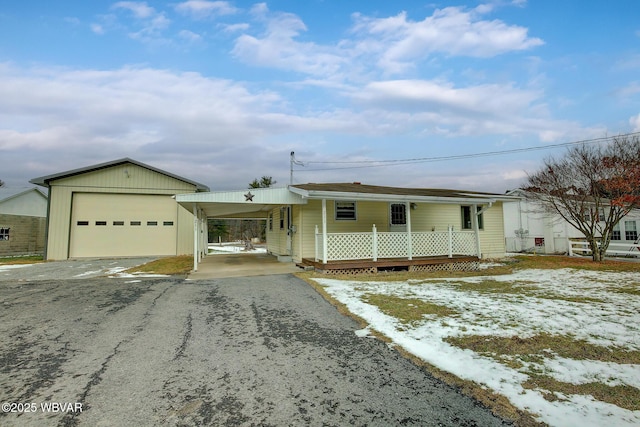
0,227,9,241
390,203,406,225
625,220,637,241
612,223,621,241
335,201,356,220
461,206,483,230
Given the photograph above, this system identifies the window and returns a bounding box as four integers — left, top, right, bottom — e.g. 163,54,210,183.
130,221,141,226
390,203,406,225
0,228,9,241
625,221,637,241
77,221,89,226
113,221,125,226
147,221,158,226
163,221,174,226
96,221,107,226
461,206,483,230
585,208,606,222
598,209,606,222
279,207,289,230
612,223,621,241
335,201,356,220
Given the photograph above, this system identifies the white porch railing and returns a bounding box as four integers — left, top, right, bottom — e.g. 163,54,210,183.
568,239,640,257
314,225,477,262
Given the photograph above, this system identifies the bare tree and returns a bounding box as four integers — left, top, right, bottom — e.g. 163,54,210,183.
525,135,640,261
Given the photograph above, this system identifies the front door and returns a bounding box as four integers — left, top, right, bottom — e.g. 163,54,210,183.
389,203,407,232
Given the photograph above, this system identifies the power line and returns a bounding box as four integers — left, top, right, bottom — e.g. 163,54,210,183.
293,132,640,172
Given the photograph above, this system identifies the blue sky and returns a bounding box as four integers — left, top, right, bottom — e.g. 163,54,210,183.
1,0,639,192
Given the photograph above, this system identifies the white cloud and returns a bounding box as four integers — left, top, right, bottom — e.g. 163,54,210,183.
352,6,544,74
109,1,171,43
111,1,155,19
91,23,105,35
616,81,640,98
175,0,238,19
220,22,250,33
355,79,540,116
630,114,640,131
231,5,542,80
178,29,202,42
232,11,346,77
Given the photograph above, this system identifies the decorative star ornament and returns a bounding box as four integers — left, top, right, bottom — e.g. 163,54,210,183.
244,191,254,202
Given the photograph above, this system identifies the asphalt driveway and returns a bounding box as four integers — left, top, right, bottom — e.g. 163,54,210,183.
0,272,510,426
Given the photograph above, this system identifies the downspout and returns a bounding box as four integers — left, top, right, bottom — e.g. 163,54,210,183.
473,203,481,258
43,183,52,260
475,202,493,259
192,203,198,272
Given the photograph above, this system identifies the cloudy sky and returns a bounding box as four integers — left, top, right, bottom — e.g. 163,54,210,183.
1,1,639,192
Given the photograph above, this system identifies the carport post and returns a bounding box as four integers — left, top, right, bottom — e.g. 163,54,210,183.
193,203,198,272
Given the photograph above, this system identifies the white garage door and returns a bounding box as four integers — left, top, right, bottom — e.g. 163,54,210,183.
69,193,178,258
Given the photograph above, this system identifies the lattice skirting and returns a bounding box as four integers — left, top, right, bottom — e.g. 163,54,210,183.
315,261,478,275
409,261,479,272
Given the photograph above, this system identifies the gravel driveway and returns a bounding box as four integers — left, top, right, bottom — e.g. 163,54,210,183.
0,272,510,426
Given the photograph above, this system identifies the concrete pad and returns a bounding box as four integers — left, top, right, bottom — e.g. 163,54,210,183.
187,253,301,279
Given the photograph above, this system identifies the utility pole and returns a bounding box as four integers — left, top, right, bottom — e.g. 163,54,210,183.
290,151,304,185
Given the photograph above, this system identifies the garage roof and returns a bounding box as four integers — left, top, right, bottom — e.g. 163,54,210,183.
30,157,210,191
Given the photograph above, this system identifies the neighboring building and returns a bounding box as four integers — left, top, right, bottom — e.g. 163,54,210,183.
0,188,48,256
503,189,640,254
30,158,209,260
177,183,514,273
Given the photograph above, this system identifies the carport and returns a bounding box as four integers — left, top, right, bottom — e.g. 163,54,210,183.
176,187,307,271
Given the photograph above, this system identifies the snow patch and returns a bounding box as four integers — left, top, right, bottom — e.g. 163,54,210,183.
314,268,640,427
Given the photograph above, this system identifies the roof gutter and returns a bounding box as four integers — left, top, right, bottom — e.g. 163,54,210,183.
288,186,500,205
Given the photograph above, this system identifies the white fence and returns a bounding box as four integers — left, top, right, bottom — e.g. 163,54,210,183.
315,225,477,262
568,240,640,257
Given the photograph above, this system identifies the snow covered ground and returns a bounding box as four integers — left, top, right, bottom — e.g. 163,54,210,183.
313,267,640,427
208,242,267,254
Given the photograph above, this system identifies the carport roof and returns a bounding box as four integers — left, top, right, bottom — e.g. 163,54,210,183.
176,187,306,218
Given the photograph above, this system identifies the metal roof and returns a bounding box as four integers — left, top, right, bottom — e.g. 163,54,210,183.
0,187,47,203
29,157,210,192
289,183,515,203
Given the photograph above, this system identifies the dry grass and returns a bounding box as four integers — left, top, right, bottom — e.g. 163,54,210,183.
298,272,545,426
125,255,194,275
445,333,640,366
297,255,640,426
362,294,458,325
523,376,640,411
0,255,44,264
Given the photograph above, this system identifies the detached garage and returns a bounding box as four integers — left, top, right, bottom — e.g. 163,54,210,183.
31,158,209,260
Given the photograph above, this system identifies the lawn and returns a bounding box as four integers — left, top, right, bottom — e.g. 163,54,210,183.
304,256,640,427
0,255,43,264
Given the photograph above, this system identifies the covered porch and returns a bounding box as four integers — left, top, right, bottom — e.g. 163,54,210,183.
177,183,509,273
301,196,482,273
